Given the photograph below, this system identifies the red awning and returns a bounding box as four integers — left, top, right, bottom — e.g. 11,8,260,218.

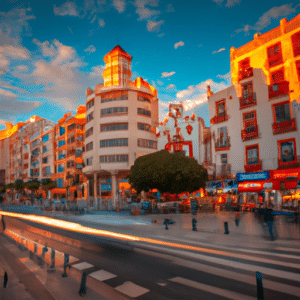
238,181,264,194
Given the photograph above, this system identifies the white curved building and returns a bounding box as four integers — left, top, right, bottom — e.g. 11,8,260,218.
83,45,159,209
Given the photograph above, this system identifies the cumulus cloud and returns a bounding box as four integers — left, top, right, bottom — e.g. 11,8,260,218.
156,79,164,86
112,0,126,13
98,19,105,27
32,39,56,57
212,0,240,7
235,4,297,35
174,41,184,49
147,20,164,32
161,71,175,78
53,1,79,16
166,84,176,89
134,0,160,20
217,72,231,80
84,45,96,53
16,65,29,72
212,47,225,54
89,65,105,78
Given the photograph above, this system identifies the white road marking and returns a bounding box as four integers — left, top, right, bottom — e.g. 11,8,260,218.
89,270,117,281
169,277,256,300
115,281,150,298
71,262,94,270
157,282,167,286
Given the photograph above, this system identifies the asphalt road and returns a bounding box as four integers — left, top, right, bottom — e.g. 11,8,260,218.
3,215,300,300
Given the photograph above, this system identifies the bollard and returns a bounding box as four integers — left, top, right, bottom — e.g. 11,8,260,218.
79,272,87,296
256,271,264,300
62,254,69,278
192,218,197,231
47,249,56,273
224,222,229,234
163,218,169,230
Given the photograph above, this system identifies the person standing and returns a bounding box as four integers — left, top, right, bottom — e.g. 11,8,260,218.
3,272,8,288
264,202,275,240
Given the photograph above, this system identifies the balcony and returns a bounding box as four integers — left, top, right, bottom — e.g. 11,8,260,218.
272,118,296,134
268,81,289,99
239,93,256,109
268,53,283,68
210,113,228,125
215,164,232,179
241,125,259,141
238,67,253,81
215,136,230,152
244,159,262,172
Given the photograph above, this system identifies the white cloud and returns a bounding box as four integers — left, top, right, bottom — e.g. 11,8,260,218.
89,65,105,78
16,65,29,72
157,79,164,86
33,39,56,57
0,88,17,98
235,4,297,35
176,85,195,98
225,0,240,8
134,0,160,20
217,72,231,80
147,19,164,32
174,41,184,49
53,1,79,16
161,71,175,78
84,45,96,53
212,47,225,54
0,45,30,60
112,0,126,13
166,4,175,12
166,84,175,89
157,33,165,38
98,19,105,27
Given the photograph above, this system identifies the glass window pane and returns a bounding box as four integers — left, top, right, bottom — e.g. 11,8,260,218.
284,103,291,120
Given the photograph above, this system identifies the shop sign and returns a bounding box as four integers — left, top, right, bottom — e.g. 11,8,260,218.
263,182,273,189
239,183,262,188
236,171,270,182
273,171,298,179
101,184,112,191
206,181,222,188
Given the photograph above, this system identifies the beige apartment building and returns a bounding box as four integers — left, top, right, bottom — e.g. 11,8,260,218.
83,45,159,209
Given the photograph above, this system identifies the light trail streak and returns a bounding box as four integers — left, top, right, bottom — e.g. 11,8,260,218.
0,211,223,255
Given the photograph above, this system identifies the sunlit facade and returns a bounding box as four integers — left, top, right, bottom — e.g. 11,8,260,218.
207,15,300,190
84,45,159,209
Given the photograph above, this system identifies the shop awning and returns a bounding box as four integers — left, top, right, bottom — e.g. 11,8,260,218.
51,188,67,194
238,181,264,194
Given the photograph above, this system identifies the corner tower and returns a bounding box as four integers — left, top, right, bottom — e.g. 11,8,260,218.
102,45,132,87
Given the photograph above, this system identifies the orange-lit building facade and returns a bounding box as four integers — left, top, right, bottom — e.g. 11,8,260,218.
207,15,300,191
84,45,159,209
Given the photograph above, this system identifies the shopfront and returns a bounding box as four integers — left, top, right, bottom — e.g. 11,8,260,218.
237,171,270,194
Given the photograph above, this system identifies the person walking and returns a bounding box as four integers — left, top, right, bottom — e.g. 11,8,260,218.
3,272,8,288
264,202,275,240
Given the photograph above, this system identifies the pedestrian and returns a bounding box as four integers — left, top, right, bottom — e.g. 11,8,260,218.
264,201,275,240
3,271,8,288
192,218,197,231
235,211,240,226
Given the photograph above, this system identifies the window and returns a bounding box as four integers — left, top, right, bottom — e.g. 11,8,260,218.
58,150,65,160
58,163,64,173
57,178,63,188
137,139,157,149
24,153,29,160
42,134,49,143
138,123,151,131
100,154,129,163
31,148,39,156
243,111,255,120
100,139,128,148
87,99,94,110
58,140,65,147
59,126,65,136
242,82,253,99
296,60,300,81
77,135,83,141
101,107,128,116
67,136,75,144
87,112,94,122
86,141,93,151
86,127,93,138
44,166,51,175
246,145,258,165
138,95,151,102
271,69,284,84
278,139,296,163
291,31,300,57
137,108,151,117
101,123,128,132
217,101,225,117
221,154,227,165
274,102,291,123
86,157,93,166
67,123,75,131
24,163,28,169
42,156,48,164
243,110,257,134
43,146,48,153
101,91,128,103
67,161,75,168
267,42,282,67
77,124,84,130
218,127,227,146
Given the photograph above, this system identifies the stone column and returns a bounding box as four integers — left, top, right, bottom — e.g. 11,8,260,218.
93,172,98,210
111,171,117,210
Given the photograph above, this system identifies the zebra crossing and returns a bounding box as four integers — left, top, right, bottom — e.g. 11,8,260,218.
68,240,300,299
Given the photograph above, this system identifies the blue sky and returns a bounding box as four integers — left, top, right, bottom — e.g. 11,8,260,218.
0,0,300,130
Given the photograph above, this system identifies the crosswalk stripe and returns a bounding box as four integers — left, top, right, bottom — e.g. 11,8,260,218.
275,247,300,253
71,262,94,270
89,270,117,281
115,281,150,298
169,277,256,300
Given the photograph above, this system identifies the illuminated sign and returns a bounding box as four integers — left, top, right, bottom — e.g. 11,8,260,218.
236,171,270,181
273,172,298,179
239,183,262,188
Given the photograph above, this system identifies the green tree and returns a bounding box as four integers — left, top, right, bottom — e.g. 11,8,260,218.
127,150,208,195
41,179,57,195
25,179,41,204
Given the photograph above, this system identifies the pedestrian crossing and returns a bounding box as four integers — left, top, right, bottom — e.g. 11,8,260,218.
4,227,300,299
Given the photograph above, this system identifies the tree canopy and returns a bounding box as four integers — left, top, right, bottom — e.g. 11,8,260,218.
25,179,40,192
41,179,57,192
14,179,25,191
127,150,208,195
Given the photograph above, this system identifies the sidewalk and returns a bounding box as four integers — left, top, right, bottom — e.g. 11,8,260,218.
0,234,111,300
